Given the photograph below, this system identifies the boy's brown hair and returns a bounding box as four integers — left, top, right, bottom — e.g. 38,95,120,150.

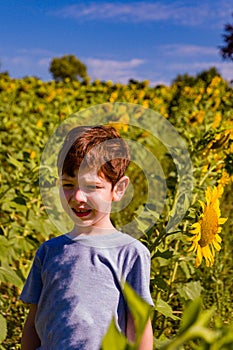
57,125,130,187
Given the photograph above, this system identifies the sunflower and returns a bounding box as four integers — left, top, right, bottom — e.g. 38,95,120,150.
188,185,227,267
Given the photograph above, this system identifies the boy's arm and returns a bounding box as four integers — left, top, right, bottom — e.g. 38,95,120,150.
126,312,153,350
21,304,41,350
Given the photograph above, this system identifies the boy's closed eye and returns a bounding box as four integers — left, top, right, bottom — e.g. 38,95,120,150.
61,183,103,191
85,185,97,190
62,183,74,189
83,184,104,191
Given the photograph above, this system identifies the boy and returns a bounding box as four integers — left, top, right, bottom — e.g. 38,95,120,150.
20,125,154,350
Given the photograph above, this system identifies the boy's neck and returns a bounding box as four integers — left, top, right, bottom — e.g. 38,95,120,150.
68,223,117,238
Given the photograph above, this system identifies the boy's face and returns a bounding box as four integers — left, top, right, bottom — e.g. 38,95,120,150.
59,167,128,230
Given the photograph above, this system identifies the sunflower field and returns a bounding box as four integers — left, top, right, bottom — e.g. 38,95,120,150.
1,68,233,349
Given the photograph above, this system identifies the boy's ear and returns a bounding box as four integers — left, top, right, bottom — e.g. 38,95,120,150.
112,176,129,202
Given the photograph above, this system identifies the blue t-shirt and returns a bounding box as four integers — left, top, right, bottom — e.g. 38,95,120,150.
20,231,153,350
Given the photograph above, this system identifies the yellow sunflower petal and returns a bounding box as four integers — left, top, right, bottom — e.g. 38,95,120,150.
187,236,196,242
217,184,224,198
212,239,221,251
189,223,201,239
205,187,212,205
210,244,216,258
190,222,200,230
195,246,203,267
213,200,221,215
187,241,198,252
215,234,222,243
202,245,214,267
199,200,206,211
219,218,228,225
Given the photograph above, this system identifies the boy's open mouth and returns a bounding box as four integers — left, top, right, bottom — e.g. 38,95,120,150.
72,208,92,218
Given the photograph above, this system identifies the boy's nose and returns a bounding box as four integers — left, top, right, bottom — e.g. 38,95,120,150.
73,188,86,202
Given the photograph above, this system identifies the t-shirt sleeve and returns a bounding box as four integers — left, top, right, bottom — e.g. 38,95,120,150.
20,251,43,304
125,244,154,307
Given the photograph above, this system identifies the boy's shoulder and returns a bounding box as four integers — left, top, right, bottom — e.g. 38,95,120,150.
103,231,151,257
39,234,68,247
35,234,68,255
122,233,149,252
121,233,151,259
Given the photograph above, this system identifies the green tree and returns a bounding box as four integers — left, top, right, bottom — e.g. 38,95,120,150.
220,13,233,61
196,67,221,84
172,67,221,87
172,73,197,87
49,54,87,81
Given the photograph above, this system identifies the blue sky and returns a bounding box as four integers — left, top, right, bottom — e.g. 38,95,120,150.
0,0,233,85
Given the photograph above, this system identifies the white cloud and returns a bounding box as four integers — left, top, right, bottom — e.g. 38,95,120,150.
15,49,57,68
38,57,52,67
0,52,52,80
170,61,222,71
3,54,51,69
150,79,170,87
87,58,144,69
219,62,233,81
1,48,56,69
51,1,232,26
162,44,218,57
10,56,33,67
86,57,145,83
